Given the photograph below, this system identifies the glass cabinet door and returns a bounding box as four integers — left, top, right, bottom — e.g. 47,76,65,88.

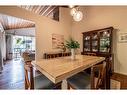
100,30,110,52
92,41,98,52
91,33,98,52
84,35,91,52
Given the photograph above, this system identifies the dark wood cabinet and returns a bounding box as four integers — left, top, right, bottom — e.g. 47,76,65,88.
83,27,113,54
82,27,114,89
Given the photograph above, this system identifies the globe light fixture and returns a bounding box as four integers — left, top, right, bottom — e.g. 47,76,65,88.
70,6,83,22
69,5,74,8
70,8,77,16
73,11,83,22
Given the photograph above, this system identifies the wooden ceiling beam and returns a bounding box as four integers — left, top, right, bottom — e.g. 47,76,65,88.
0,6,60,30
46,6,57,16
39,6,49,15
41,6,52,16
33,6,40,13
38,6,45,15
35,6,42,13
29,5,34,11
43,6,55,16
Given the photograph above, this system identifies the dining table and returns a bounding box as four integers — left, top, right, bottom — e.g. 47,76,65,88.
32,55,105,89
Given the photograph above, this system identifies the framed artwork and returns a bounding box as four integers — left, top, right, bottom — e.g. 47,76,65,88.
52,34,64,49
118,33,127,42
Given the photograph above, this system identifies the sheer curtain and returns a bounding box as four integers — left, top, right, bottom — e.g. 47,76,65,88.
6,35,13,60
0,23,5,72
0,31,3,71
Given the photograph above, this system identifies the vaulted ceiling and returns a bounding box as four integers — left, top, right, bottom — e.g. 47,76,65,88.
0,6,59,30
0,13,35,30
20,5,59,19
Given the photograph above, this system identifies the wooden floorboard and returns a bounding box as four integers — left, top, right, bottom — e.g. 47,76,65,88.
0,59,126,89
0,59,24,89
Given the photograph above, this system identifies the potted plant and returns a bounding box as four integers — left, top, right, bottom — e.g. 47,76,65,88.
65,38,80,60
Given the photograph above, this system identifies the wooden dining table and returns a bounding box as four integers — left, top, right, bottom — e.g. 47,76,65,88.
32,55,105,89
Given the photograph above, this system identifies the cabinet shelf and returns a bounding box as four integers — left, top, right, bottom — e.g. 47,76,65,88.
82,27,114,74
82,27,113,54
91,39,98,41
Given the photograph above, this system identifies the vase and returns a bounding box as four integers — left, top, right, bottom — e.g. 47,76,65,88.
71,49,75,60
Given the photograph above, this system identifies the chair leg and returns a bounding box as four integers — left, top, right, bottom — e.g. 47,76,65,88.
67,82,76,89
25,76,28,89
67,83,70,89
54,82,62,89
55,84,61,89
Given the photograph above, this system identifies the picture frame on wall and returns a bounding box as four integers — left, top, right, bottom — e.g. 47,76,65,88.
118,33,127,43
52,33,64,49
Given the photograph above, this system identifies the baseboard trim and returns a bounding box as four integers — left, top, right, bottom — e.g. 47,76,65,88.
111,72,127,89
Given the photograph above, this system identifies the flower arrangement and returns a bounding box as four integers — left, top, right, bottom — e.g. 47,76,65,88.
65,38,80,60
65,38,80,49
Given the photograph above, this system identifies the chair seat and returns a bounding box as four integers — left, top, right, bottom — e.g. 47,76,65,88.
34,74,55,89
67,72,91,89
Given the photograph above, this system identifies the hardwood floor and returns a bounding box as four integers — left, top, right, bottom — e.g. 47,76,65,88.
0,59,24,89
0,59,125,90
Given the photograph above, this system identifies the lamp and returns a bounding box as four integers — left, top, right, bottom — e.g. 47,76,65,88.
70,6,83,22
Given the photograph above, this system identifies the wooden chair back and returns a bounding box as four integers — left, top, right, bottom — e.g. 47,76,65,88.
91,62,106,89
62,52,71,57
24,61,34,89
46,54,59,59
86,53,96,56
22,52,34,89
45,52,71,59
22,52,32,62
62,53,67,57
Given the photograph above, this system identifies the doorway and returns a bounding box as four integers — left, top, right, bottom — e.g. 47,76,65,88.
12,35,35,59
0,13,35,89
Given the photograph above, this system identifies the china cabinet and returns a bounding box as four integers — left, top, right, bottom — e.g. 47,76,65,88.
83,27,113,54
82,27,114,89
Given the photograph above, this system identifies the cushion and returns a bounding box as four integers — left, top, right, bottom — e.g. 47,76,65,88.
67,72,91,89
34,74,55,89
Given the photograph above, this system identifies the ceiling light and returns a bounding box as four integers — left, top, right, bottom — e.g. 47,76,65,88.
69,5,74,8
70,6,83,22
70,8,77,16
73,11,83,22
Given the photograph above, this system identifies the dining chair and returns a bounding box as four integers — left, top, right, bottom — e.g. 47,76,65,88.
22,52,61,89
24,61,61,89
67,62,106,89
62,52,71,57
22,52,31,62
62,53,67,57
85,53,97,56
55,54,59,58
46,55,52,59
46,54,59,59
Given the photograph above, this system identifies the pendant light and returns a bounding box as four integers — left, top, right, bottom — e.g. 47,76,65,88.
70,8,77,16
73,11,83,22
70,6,83,22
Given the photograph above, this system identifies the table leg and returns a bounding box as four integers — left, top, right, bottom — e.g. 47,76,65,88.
106,57,111,89
62,79,68,89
